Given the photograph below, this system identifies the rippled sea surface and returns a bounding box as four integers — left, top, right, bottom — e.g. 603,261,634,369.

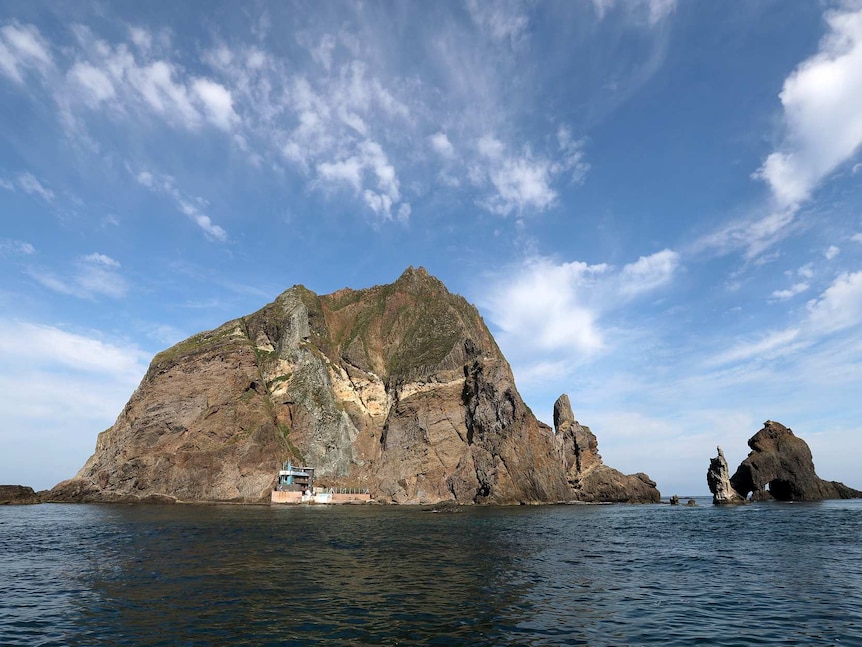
2,499,861,646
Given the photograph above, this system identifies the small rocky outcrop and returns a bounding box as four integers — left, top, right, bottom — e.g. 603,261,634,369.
52,267,660,505
706,447,746,504
708,421,862,502
0,485,42,504
553,395,660,503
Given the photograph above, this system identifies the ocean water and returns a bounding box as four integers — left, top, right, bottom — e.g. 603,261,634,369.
1,500,861,646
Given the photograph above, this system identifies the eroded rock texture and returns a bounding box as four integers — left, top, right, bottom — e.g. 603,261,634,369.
553,395,660,503
706,447,745,504
51,267,659,505
0,485,41,505
708,421,862,502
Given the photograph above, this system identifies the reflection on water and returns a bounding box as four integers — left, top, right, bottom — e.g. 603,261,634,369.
2,500,861,645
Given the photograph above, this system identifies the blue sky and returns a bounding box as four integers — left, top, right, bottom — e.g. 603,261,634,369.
2,1,862,495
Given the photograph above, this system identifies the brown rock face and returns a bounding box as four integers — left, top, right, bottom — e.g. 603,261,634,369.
0,485,41,505
720,421,862,502
552,395,660,503
53,267,659,504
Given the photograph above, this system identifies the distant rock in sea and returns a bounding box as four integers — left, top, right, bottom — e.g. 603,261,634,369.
48,267,660,505
706,447,746,504
0,485,41,505
553,394,659,503
707,421,862,503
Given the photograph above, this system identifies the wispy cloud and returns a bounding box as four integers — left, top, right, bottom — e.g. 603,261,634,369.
1,172,56,203
466,0,530,46
472,133,588,217
27,252,128,299
770,281,809,302
135,170,228,241
708,328,802,367
0,319,149,489
691,208,798,261
806,270,862,335
0,238,35,256
592,0,677,26
708,269,862,367
61,25,239,134
0,22,53,84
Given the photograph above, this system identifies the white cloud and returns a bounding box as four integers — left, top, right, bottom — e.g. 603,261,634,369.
806,270,862,334
797,263,815,279
15,172,55,203
128,26,152,52
178,201,228,242
317,157,364,191
0,23,53,83
617,249,679,297
0,321,145,386
35,25,242,135
0,239,35,255
476,136,557,215
0,319,150,489
315,139,407,222
483,249,680,378
825,244,840,260
134,169,228,241
485,257,608,358
249,52,413,222
770,282,809,301
755,6,862,209
471,129,590,217
27,253,128,300
83,252,120,268
67,61,115,104
852,233,862,244
488,157,556,215
554,126,590,184
708,328,801,367
709,269,862,368
191,77,238,131
429,131,455,159
692,208,797,260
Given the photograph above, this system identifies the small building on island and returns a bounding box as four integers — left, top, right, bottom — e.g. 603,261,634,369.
270,461,371,505
276,462,314,493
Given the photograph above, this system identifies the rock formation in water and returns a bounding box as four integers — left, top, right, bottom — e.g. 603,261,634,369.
0,485,42,505
707,421,862,502
553,394,659,503
706,447,746,504
49,267,660,505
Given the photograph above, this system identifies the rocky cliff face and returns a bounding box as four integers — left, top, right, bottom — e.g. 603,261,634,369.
50,267,659,505
707,421,862,502
553,395,659,503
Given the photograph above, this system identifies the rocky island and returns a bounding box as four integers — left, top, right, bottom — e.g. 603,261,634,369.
46,267,660,505
707,420,862,503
